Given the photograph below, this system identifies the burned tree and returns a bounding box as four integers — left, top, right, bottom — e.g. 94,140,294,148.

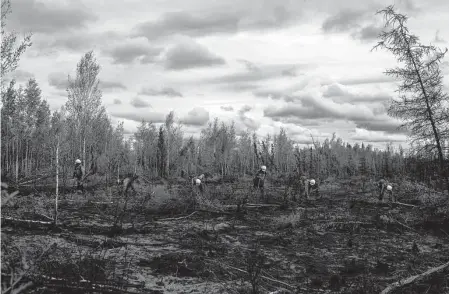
373,6,449,194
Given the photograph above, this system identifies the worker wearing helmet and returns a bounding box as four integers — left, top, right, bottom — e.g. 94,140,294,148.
378,179,395,202
192,175,205,195
253,165,268,202
73,159,85,193
304,178,319,199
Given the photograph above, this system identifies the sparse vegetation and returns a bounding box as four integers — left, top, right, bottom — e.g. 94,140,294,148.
1,4,448,294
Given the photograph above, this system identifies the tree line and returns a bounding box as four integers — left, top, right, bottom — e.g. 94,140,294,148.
1,3,448,192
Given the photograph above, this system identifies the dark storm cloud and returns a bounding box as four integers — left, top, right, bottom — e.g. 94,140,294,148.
140,87,183,97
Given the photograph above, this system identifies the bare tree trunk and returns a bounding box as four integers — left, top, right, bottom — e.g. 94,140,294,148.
166,131,170,177
54,137,59,225
15,138,19,184
83,137,86,172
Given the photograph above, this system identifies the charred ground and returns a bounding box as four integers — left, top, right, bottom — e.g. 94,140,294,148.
1,177,448,294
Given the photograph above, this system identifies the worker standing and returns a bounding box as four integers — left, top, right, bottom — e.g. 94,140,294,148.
73,159,85,193
304,178,319,199
253,165,267,202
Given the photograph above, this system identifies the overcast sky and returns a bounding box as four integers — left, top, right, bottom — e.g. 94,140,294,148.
4,0,449,148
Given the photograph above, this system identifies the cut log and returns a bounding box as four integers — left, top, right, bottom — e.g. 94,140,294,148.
380,261,449,294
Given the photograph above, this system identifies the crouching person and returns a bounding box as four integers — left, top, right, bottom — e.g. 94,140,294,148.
378,179,395,202
122,174,139,196
304,178,319,200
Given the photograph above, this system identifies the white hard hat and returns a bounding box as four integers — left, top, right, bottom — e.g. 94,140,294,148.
75,159,81,164
195,179,201,185
261,165,266,171
386,185,392,191
310,179,316,186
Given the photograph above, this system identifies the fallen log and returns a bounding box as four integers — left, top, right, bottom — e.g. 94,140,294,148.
2,216,53,225
223,203,281,209
393,201,418,208
157,211,198,221
207,260,299,291
37,275,143,294
380,260,449,294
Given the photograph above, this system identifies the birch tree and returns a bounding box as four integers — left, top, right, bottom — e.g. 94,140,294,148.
65,51,103,173
0,0,32,83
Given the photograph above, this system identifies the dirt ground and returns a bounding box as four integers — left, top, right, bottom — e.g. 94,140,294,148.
1,179,449,294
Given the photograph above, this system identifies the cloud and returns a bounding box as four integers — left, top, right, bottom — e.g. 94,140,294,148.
49,72,127,92
207,62,307,88
140,87,183,97
321,10,367,33
337,75,394,86
113,99,122,105
7,0,97,34
220,106,234,112
434,30,447,43
103,37,162,64
130,97,151,108
33,31,122,53
101,81,127,91
180,107,210,126
48,72,69,91
237,105,260,131
349,128,407,143
161,38,226,70
322,83,392,103
262,90,405,134
110,109,166,123
2,69,34,84
132,5,303,40
351,24,384,41
355,120,405,135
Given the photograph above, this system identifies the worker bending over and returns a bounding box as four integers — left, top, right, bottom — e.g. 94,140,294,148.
304,178,319,199
378,179,395,202
122,174,139,196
